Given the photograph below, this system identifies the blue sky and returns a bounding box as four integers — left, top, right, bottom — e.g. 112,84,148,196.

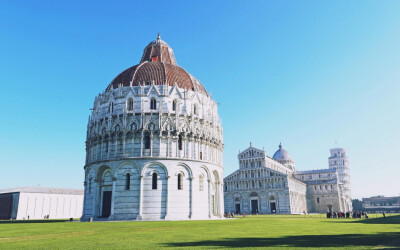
0,0,399,199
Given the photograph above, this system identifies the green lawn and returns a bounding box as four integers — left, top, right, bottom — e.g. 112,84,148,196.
0,214,399,249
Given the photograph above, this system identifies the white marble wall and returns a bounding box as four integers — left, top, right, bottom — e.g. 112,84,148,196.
82,159,223,221
15,192,83,220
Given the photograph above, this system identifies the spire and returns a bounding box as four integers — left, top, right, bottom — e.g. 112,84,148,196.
250,142,252,147
157,33,161,40
279,142,282,149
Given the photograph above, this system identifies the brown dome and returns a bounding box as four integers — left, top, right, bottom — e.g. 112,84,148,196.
106,34,207,95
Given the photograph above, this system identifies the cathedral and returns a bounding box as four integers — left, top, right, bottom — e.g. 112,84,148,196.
81,35,224,221
224,143,352,214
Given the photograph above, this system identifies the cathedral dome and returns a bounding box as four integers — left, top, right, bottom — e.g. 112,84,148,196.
106,34,207,95
273,143,295,171
273,143,293,162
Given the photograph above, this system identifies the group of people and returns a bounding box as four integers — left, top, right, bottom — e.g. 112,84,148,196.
327,211,351,218
352,211,369,219
326,211,369,219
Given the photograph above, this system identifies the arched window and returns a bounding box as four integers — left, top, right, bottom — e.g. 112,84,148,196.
109,102,114,113
127,98,133,111
199,152,203,160
177,173,183,190
193,104,197,115
126,173,131,190
178,134,183,150
144,134,150,149
150,98,157,110
199,175,204,191
152,173,157,189
172,100,177,111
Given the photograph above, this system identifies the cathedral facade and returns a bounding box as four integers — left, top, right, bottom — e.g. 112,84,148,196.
81,35,224,221
224,144,352,214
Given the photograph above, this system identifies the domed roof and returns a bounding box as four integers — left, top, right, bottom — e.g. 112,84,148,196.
106,34,207,95
272,143,294,162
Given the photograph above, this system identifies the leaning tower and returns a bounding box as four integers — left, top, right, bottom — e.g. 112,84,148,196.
329,148,352,211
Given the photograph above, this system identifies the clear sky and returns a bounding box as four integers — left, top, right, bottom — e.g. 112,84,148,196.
0,0,399,199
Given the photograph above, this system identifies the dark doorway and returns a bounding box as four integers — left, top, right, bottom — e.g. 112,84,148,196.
101,191,112,218
251,200,258,214
235,204,241,214
270,202,276,213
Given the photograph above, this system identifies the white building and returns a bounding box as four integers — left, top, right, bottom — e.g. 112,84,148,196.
81,34,224,221
224,143,352,214
0,186,83,220
329,148,353,211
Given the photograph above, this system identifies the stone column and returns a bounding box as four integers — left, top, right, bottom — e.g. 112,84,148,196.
175,136,178,157
107,137,111,159
122,133,126,157
159,132,162,157
99,138,104,160
199,139,203,160
189,176,193,219
164,176,170,220
140,133,144,157
137,175,143,220
150,133,154,157
184,134,187,158
115,136,118,158
92,141,96,161
208,179,211,218
93,179,101,218
131,134,135,157
110,177,116,219
166,134,170,157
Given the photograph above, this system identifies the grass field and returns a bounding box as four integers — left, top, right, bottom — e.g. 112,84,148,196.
1,214,399,249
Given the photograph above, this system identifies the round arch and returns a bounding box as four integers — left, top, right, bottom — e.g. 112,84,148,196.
199,166,211,180
175,162,193,178
113,161,140,178
97,165,112,180
140,161,168,177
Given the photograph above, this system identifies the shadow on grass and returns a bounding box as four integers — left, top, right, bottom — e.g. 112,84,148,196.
0,219,72,224
163,233,400,248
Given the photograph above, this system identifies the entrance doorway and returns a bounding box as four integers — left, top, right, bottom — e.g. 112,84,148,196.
251,200,258,214
101,191,112,218
270,202,276,213
235,204,241,214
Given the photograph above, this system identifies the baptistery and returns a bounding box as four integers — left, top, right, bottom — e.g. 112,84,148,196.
81,35,224,221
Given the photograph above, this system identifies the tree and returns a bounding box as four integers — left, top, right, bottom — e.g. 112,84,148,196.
352,199,363,211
